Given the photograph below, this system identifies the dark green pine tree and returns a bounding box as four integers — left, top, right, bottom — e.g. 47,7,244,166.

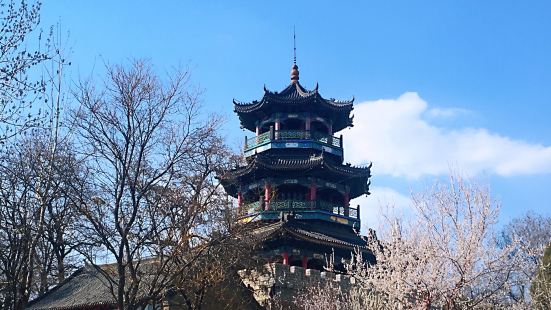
532,243,551,309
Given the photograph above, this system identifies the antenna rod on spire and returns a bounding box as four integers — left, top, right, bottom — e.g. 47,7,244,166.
290,27,299,83
293,26,296,65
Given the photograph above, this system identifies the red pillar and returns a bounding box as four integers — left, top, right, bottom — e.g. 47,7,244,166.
237,192,243,212
344,192,350,217
309,182,317,209
282,252,289,265
305,117,311,139
255,125,261,144
275,119,281,139
302,256,308,269
343,192,350,206
327,122,333,145
264,183,271,210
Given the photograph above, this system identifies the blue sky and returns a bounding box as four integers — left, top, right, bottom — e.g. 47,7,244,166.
41,1,551,229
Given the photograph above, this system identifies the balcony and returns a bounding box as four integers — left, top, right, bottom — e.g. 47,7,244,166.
241,199,359,223
244,130,343,157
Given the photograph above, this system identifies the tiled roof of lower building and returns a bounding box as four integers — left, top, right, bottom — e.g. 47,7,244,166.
26,265,116,310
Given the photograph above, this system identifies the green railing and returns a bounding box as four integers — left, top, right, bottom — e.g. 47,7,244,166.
244,130,341,150
349,207,358,219
245,201,262,214
277,130,308,140
245,131,271,149
313,132,341,148
241,199,359,219
269,199,313,210
317,200,341,213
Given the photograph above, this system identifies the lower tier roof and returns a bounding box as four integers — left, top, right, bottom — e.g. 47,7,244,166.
219,153,371,199
251,219,368,251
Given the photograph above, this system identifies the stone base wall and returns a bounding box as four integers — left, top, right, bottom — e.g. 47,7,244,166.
238,263,355,307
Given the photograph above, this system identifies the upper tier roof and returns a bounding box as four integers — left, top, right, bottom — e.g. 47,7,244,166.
233,80,354,133
218,153,371,199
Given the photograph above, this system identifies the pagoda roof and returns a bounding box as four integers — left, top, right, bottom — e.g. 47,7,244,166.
219,153,371,199
252,219,369,251
233,81,354,132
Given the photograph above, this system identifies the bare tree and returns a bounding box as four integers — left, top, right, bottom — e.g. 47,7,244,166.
293,174,533,309
0,0,50,142
292,177,550,309
33,137,83,292
0,141,39,309
354,174,526,309
70,59,246,310
286,281,399,310
0,26,73,309
501,212,551,306
0,136,81,309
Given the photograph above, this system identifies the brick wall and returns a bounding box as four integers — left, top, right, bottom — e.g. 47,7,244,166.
239,263,355,307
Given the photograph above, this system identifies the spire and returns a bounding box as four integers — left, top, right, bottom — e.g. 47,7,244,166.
290,27,299,83
293,26,297,65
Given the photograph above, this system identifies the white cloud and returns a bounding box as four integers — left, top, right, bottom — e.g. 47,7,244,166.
344,92,551,178
353,186,412,232
426,107,470,119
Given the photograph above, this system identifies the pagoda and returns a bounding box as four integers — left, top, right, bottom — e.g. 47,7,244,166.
220,61,373,271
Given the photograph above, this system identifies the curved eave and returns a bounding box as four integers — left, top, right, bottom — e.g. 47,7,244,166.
252,221,369,250
219,156,372,198
233,82,354,131
233,93,354,113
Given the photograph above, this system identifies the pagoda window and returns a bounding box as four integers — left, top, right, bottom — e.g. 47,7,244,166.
288,255,303,267
334,263,346,273
260,121,275,134
242,190,260,202
270,254,284,264
274,184,309,201
281,118,303,131
310,120,329,136
307,258,325,271
317,188,344,203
